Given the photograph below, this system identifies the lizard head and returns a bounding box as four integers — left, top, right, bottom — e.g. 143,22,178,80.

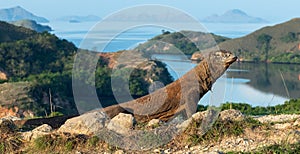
210,50,237,68
206,50,237,81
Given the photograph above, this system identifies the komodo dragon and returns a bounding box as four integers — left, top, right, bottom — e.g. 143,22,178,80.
102,50,237,122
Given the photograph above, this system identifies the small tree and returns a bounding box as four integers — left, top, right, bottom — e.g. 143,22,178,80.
257,34,272,62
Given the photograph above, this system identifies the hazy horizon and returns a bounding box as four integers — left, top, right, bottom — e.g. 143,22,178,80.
1,0,299,23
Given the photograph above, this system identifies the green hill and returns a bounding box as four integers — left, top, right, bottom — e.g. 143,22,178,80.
135,30,229,55
0,21,78,116
11,19,52,32
192,18,300,63
0,21,173,118
0,22,76,79
0,21,36,42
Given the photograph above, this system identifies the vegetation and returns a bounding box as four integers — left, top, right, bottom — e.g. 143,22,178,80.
136,30,229,56
280,32,299,43
184,116,262,145
22,134,120,153
195,18,300,63
256,33,272,62
197,99,300,115
0,21,36,42
11,19,52,33
0,21,174,117
0,133,23,154
227,142,300,154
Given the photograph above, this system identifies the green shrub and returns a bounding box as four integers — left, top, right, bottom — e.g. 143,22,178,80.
33,136,52,150
186,116,262,145
65,141,74,151
49,112,64,117
88,136,100,147
0,142,4,154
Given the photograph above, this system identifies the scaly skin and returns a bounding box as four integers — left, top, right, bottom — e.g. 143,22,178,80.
102,50,237,122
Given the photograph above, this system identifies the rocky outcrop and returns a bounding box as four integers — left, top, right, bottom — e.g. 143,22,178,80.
0,82,36,118
190,52,204,61
219,109,244,121
22,124,52,141
58,111,108,135
107,113,135,135
147,119,161,127
0,70,8,80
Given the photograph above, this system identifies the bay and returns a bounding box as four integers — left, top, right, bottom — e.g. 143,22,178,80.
48,21,296,107
153,54,299,107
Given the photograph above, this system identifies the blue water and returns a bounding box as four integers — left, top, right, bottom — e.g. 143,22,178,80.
49,21,273,51
152,54,289,107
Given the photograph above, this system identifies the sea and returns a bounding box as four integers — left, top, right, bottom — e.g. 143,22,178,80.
48,21,300,107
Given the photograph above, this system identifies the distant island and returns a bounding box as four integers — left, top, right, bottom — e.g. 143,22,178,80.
0,6,49,23
57,15,101,23
11,19,52,32
202,9,268,23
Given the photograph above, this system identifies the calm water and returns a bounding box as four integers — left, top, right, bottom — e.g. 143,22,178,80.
153,54,300,107
48,21,298,107
48,21,273,50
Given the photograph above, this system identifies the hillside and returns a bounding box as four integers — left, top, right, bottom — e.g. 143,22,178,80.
192,18,300,63
0,21,36,42
202,9,268,23
0,6,49,23
0,22,173,118
135,30,229,55
0,21,78,117
11,19,52,32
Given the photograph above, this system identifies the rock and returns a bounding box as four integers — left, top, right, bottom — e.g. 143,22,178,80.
0,70,8,80
190,52,204,61
114,150,124,154
273,123,292,129
0,118,16,133
256,114,300,123
293,118,300,127
176,111,206,131
58,111,108,135
176,118,192,131
192,111,206,121
147,119,161,127
22,124,52,141
219,109,244,121
107,113,134,135
164,148,172,154
2,116,21,121
33,124,52,132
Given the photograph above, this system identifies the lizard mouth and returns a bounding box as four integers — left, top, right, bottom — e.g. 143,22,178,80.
225,56,238,66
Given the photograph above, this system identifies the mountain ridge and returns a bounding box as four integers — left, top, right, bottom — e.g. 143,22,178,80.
11,19,52,32
192,18,300,63
0,6,49,23
202,9,268,23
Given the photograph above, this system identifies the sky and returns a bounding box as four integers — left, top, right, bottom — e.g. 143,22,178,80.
0,0,300,22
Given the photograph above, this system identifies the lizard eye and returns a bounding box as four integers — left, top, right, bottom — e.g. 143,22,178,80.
225,53,231,58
